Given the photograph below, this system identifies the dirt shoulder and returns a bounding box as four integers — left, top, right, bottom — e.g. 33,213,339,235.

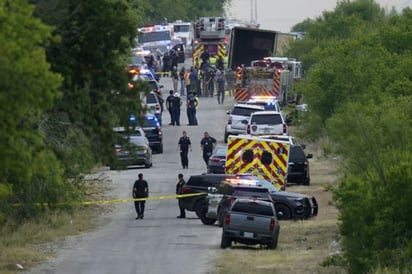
213,146,346,274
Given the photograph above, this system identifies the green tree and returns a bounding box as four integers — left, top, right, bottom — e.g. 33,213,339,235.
0,0,77,219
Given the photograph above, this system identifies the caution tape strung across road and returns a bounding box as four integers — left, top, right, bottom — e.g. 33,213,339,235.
13,192,206,207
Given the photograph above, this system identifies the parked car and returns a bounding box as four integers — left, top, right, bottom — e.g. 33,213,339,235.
207,145,227,174
238,176,318,220
143,89,164,125
287,145,313,185
221,198,280,249
180,174,228,217
194,175,317,223
244,96,282,112
247,110,288,136
136,113,163,153
112,134,152,169
204,179,274,227
224,103,265,143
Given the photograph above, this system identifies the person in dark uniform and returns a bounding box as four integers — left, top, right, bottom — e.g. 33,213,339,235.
177,131,192,169
166,90,175,125
200,132,216,167
171,93,182,126
176,173,186,218
132,173,149,219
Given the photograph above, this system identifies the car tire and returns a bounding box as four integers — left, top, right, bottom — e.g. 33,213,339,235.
224,131,229,144
267,237,278,249
199,204,216,225
275,204,292,220
157,144,163,154
194,199,205,218
217,208,224,227
220,233,231,249
302,178,310,185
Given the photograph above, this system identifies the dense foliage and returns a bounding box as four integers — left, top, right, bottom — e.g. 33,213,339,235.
0,0,228,221
289,0,412,272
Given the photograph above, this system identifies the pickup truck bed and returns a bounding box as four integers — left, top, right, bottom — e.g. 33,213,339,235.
221,198,280,249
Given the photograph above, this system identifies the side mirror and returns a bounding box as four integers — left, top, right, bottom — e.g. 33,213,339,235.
207,186,217,193
301,144,306,149
306,153,313,159
226,110,231,115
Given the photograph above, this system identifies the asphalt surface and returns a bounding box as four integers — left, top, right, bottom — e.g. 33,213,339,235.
26,59,232,274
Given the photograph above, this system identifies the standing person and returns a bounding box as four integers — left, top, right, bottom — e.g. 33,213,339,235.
179,67,186,96
171,93,182,126
216,69,226,104
177,130,192,169
186,92,198,126
171,66,179,93
175,174,186,218
166,90,175,125
200,132,216,168
189,67,198,94
200,48,210,68
184,68,191,96
154,90,164,126
132,173,149,219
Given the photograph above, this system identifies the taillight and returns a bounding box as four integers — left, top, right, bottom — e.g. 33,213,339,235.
228,117,232,125
156,104,160,111
246,125,250,134
283,123,287,134
227,197,235,206
225,212,231,225
182,186,191,193
270,218,275,232
209,157,220,163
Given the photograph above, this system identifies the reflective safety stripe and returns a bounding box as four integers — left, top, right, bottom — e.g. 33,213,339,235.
225,136,290,189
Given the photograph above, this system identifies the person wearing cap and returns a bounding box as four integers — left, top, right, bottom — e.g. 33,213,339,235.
175,173,186,218
200,132,216,167
177,130,192,169
171,92,182,126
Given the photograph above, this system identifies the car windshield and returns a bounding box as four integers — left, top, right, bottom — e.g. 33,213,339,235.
251,114,282,125
138,31,171,43
146,93,158,104
232,201,274,216
214,147,227,155
232,107,261,116
129,137,146,146
143,116,159,127
290,146,306,161
173,25,190,32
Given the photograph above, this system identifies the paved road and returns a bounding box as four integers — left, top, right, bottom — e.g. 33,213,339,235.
26,60,233,274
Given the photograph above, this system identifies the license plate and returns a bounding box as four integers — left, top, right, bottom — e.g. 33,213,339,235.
243,232,254,238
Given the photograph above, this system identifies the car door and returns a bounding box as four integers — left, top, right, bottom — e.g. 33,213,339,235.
206,188,223,219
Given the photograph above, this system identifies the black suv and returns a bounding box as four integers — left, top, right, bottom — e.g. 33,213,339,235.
180,174,228,217
287,145,313,185
136,113,163,153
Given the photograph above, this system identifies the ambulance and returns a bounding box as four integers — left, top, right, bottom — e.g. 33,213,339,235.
225,135,290,190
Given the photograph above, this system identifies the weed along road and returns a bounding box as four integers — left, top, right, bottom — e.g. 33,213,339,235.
27,59,230,274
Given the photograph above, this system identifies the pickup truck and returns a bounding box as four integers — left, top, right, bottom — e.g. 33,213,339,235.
221,198,280,249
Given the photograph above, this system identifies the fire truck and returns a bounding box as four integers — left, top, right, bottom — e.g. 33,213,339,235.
234,57,302,105
225,135,290,190
192,17,227,67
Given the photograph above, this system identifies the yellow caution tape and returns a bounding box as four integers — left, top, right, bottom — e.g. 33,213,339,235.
13,192,206,207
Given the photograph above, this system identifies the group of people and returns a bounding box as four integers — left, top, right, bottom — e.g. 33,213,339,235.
132,130,217,220
166,89,199,126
